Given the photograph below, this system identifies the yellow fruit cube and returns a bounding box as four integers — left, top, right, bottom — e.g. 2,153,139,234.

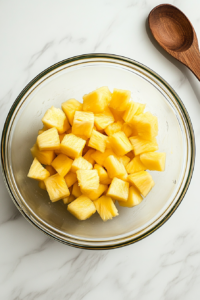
63,194,75,205
31,143,55,165
82,184,108,201
118,186,143,207
61,98,83,125
38,181,46,190
107,177,129,202
83,149,96,165
94,164,112,185
109,131,132,156
121,123,133,138
83,86,112,113
104,155,127,179
60,134,86,159
94,107,114,130
123,101,140,123
140,152,166,171
42,106,70,134
129,136,158,156
37,128,60,151
76,169,99,193
91,149,116,165
128,171,154,197
64,172,77,188
38,125,48,135
104,121,123,136
51,154,73,177
88,129,107,153
27,158,50,181
109,88,131,111
117,156,130,167
94,196,118,221
72,111,94,139
126,156,146,174
67,195,96,220
44,173,70,202
71,157,93,173
72,182,82,198
109,108,124,122
131,112,158,140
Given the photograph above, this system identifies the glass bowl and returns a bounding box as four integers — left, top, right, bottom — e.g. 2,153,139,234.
1,54,195,249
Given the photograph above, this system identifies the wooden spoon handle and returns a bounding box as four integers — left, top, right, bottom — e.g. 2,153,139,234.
183,47,200,81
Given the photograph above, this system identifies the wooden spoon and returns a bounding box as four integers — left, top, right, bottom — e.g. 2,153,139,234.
148,4,200,80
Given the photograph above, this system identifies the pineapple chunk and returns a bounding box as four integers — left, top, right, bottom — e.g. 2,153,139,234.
118,156,130,167
104,121,123,136
128,171,154,197
82,184,108,201
63,194,75,205
121,123,133,138
94,196,118,221
38,180,46,190
94,164,112,185
126,156,146,174
131,112,158,139
109,89,131,111
91,149,116,166
72,182,82,198
129,136,158,156
37,128,60,151
83,86,112,113
42,106,70,134
109,131,132,156
88,129,107,153
38,125,48,135
60,134,86,159
71,157,93,173
83,149,96,165
72,111,94,139
51,154,73,177
76,169,99,193
94,107,114,130
31,143,55,165
28,158,50,181
119,186,143,207
104,155,127,179
109,107,124,122
44,173,70,202
123,102,140,123
140,152,166,171
67,195,96,220
135,103,146,115
61,98,83,126
64,171,77,188
107,177,129,202
45,165,56,176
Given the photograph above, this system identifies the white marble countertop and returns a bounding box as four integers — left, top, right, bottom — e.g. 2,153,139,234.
1,0,200,299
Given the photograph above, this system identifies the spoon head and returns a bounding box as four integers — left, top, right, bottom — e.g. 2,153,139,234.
148,4,194,53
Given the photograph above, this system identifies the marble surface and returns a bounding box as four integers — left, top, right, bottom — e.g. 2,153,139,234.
1,0,200,299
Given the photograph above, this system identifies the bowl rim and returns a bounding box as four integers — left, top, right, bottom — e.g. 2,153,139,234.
1,53,195,250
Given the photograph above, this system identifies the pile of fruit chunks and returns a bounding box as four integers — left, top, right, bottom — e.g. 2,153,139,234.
28,87,166,221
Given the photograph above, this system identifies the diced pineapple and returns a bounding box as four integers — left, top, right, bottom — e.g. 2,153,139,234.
109,108,124,122
88,129,107,153
31,143,55,165
118,172,129,182
109,89,131,111
128,171,154,197
123,102,140,123
107,177,129,202
28,158,50,181
131,112,158,140
104,121,123,136
129,136,158,156
91,149,116,166
37,128,60,151
71,157,93,173
140,152,166,171
63,194,75,205
121,123,133,138
109,131,132,156
94,107,114,130
118,156,130,167
82,184,108,201
44,173,70,202
60,134,86,159
94,164,112,185
126,156,146,174
72,111,94,139
45,165,56,176
83,86,112,113
38,125,48,135
38,180,46,190
135,103,146,115
94,196,118,221
104,155,127,179
64,171,77,188
61,98,83,126
76,170,99,193
67,195,96,220
118,186,143,207
72,182,82,198
83,149,96,165
42,106,70,134
51,154,73,177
